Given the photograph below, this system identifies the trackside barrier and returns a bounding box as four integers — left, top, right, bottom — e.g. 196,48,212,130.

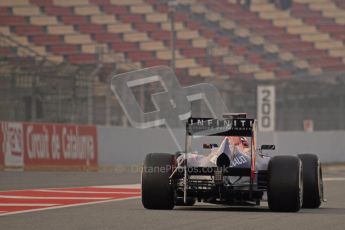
0,121,98,171
0,126,5,170
97,126,345,166
1,123,344,171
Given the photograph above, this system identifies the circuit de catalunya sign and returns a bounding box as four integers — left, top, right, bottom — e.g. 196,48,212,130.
0,121,98,169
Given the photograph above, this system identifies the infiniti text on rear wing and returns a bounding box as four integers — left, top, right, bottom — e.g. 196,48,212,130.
186,117,254,137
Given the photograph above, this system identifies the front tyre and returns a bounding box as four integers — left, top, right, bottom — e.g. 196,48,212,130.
141,153,175,210
298,154,323,208
267,155,303,212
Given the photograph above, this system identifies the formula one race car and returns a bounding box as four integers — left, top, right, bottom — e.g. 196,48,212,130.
141,114,324,212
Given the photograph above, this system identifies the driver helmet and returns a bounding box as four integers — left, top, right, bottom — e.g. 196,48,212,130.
240,137,249,148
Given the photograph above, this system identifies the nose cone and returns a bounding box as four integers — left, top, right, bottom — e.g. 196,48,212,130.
215,138,232,167
218,138,232,158
216,152,230,168
209,137,251,168
208,138,233,166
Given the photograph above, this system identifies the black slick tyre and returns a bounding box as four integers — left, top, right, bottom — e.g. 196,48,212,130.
141,153,175,210
267,155,303,212
298,154,323,208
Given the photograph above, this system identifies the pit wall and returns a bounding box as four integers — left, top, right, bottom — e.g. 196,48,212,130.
0,121,98,170
98,126,345,166
1,121,344,170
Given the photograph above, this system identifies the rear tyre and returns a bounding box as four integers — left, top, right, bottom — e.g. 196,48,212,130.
267,155,303,212
141,153,175,210
298,154,323,208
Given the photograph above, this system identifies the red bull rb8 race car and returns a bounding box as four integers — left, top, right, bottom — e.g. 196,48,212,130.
141,114,324,212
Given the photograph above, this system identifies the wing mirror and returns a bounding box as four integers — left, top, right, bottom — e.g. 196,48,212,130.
260,145,275,150
203,144,218,149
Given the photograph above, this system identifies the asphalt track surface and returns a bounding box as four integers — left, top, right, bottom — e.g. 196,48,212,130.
0,169,345,230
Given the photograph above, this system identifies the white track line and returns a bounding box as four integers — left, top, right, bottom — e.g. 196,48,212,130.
34,189,140,194
0,196,141,217
92,184,141,189
324,177,345,181
0,203,58,207
0,195,111,200
0,184,141,193
94,180,344,184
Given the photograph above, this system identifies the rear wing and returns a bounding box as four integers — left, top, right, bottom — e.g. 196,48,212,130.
186,117,255,137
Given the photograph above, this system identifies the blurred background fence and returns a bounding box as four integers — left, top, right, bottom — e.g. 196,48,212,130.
1,0,345,131
1,48,345,131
